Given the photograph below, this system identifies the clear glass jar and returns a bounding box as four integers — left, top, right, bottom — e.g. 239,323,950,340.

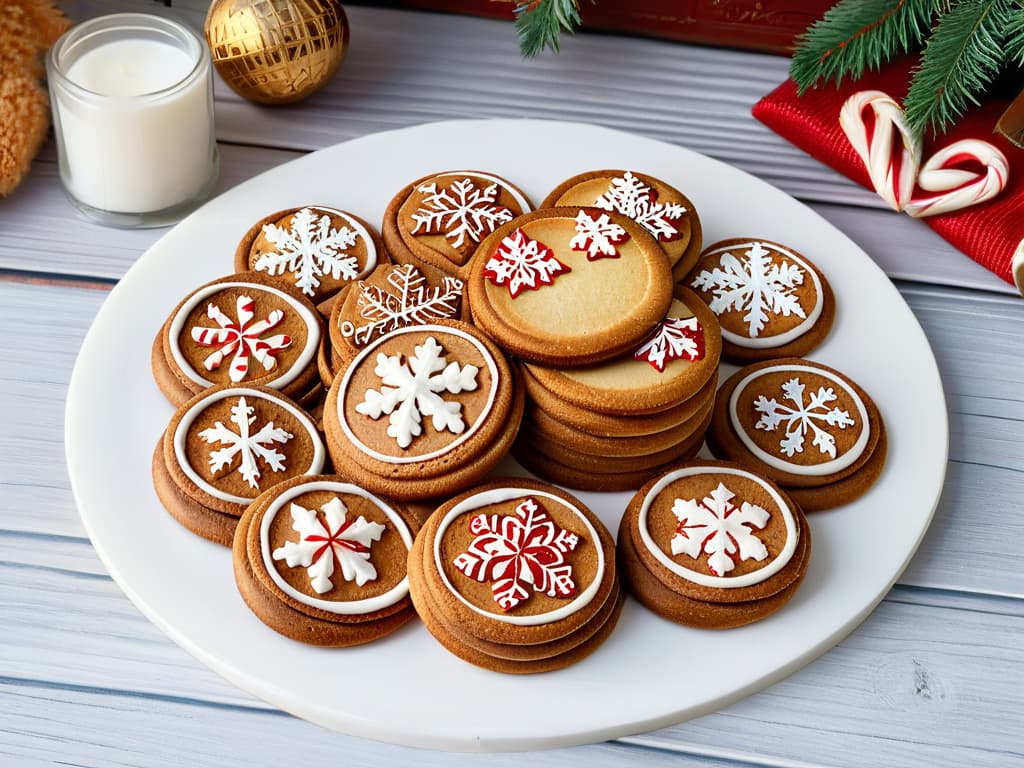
46,13,219,228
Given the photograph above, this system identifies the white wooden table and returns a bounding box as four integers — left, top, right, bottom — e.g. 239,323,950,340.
3,3,1023,765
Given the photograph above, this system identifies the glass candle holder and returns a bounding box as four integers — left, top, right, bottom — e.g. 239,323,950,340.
46,13,219,228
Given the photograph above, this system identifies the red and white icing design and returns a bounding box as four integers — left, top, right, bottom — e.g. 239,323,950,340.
633,316,704,371
411,176,515,251
259,480,412,615
670,482,769,577
840,90,1008,217
593,171,686,242
434,487,605,625
637,466,798,589
570,209,629,260
190,295,292,383
272,497,385,593
483,228,571,297
198,395,293,489
453,496,579,611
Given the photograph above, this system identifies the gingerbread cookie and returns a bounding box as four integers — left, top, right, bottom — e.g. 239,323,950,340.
707,358,887,511
233,475,420,646
153,385,326,546
687,239,834,363
619,461,811,628
153,273,323,408
234,206,385,314
541,169,702,279
323,321,523,500
467,208,675,366
408,479,622,673
382,170,532,279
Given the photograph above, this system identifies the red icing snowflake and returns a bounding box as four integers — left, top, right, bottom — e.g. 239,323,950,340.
452,497,580,611
569,209,629,260
482,228,570,298
633,317,705,371
190,295,292,382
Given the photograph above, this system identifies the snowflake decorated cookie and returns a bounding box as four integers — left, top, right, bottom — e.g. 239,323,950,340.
154,385,326,546
234,206,385,312
468,208,675,366
382,170,532,279
687,238,835,363
542,169,703,279
619,460,811,629
407,479,622,673
153,273,324,408
708,358,887,512
323,321,522,501
232,475,422,646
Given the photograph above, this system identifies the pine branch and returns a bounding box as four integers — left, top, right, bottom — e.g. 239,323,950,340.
1006,0,1024,64
790,0,938,94
904,0,1014,137
515,0,581,58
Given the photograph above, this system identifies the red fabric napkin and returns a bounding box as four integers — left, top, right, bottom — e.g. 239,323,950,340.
752,59,1023,288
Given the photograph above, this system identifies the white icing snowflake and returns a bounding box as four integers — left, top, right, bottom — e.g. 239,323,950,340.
483,228,570,298
256,207,362,296
593,171,686,241
671,482,770,577
272,497,384,594
411,177,514,254
633,317,704,371
198,396,293,489
569,209,629,260
355,336,479,449
344,264,463,346
754,377,856,458
190,295,292,382
690,242,806,338
453,497,579,611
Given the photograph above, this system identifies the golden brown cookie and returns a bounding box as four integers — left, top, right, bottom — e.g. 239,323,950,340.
154,385,327,546
541,169,702,278
233,475,420,646
707,358,887,511
408,479,621,672
686,239,834,363
234,206,385,315
382,170,532,280
323,321,522,500
152,273,323,407
467,208,675,366
619,461,811,628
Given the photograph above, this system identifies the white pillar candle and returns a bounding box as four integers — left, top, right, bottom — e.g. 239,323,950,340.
47,14,218,225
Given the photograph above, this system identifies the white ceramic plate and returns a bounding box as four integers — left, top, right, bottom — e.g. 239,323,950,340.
66,120,947,752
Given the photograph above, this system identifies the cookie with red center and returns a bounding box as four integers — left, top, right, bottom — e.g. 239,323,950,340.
234,206,386,315
686,238,835,363
408,479,621,673
153,385,327,546
707,358,887,511
153,273,323,408
382,170,533,280
541,169,703,279
323,321,522,501
467,208,675,366
619,460,811,628
233,475,421,646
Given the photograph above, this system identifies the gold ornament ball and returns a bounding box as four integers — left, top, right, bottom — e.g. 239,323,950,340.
204,0,349,105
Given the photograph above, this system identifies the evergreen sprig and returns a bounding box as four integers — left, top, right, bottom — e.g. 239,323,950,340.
1006,2,1024,64
514,0,581,58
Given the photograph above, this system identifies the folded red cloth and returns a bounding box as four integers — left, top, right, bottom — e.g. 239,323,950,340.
752,59,1023,288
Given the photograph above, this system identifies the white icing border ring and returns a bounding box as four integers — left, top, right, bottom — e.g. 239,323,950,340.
433,487,605,627
728,363,871,477
337,324,500,465
637,466,798,589
173,387,326,505
168,281,321,389
698,241,824,349
259,479,412,615
258,206,379,282
433,171,532,213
